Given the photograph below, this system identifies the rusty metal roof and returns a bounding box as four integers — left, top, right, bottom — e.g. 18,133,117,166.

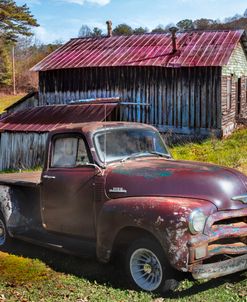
31,30,246,71
0,103,117,133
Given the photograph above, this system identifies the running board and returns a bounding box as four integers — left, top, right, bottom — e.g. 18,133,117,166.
13,229,96,259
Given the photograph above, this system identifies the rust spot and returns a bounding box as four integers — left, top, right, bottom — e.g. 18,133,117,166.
155,216,164,226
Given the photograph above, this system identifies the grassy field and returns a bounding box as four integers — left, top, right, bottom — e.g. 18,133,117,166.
0,94,25,113
170,127,247,175
0,128,247,301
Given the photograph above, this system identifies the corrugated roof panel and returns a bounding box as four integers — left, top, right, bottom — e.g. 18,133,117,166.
31,30,245,71
182,32,214,66
100,35,147,67
144,35,172,66
0,103,118,133
60,38,102,69
128,35,166,66
214,32,239,66
191,32,220,66
174,32,201,66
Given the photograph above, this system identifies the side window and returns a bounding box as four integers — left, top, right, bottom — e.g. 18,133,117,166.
51,136,90,168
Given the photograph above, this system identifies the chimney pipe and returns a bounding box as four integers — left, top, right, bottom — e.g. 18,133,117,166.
106,20,113,37
169,27,178,53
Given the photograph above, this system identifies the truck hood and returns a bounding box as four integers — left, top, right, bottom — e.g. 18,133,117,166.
105,158,247,210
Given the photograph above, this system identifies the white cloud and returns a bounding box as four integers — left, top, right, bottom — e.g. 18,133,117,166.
34,26,60,43
62,0,110,6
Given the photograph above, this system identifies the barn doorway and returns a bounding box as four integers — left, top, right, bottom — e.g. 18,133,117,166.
236,78,241,116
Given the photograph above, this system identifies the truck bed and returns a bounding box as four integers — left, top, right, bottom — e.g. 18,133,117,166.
0,171,41,187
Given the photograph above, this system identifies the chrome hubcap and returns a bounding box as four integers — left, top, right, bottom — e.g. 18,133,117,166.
130,248,163,291
0,219,6,246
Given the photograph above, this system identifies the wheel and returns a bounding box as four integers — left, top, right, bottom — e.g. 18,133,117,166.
125,237,179,293
0,212,11,249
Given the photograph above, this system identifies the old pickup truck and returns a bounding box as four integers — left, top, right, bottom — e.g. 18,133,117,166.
0,121,247,293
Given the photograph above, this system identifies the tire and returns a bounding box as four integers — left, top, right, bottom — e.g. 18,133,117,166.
0,212,11,249
125,237,179,293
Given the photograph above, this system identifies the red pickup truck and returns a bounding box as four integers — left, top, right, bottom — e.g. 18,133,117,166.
0,122,246,293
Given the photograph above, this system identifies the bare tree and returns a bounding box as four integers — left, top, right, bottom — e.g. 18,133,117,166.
78,25,92,38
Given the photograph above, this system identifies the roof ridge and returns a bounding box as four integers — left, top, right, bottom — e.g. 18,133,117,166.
69,28,243,41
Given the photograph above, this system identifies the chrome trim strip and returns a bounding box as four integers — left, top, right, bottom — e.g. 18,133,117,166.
232,194,247,204
192,254,247,280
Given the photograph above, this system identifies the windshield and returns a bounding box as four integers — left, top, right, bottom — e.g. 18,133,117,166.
94,128,170,163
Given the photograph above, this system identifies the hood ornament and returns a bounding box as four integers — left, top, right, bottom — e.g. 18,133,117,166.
232,194,247,204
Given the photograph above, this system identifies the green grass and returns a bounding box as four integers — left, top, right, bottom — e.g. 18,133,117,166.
0,166,42,174
170,127,247,175
0,252,152,302
0,94,25,113
0,251,246,302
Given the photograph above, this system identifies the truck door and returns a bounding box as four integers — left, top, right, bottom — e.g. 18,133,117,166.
41,134,96,239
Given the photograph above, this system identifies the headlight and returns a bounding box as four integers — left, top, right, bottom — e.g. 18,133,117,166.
189,210,207,234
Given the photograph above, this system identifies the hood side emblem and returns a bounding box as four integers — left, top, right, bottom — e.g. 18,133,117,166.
232,195,247,204
109,187,127,193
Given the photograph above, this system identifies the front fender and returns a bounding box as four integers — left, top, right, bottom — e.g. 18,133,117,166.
96,196,216,272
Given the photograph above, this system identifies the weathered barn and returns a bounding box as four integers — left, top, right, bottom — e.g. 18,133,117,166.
0,102,117,170
4,91,39,114
31,29,247,137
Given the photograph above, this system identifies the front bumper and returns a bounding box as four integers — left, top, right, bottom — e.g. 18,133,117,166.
188,208,247,279
192,253,247,279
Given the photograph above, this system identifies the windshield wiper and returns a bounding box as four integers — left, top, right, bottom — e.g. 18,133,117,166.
147,151,172,159
121,153,148,163
121,151,171,163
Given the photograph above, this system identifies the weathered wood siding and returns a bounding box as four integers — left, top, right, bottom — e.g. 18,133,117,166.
221,75,237,136
222,42,247,130
39,66,222,136
6,96,39,114
241,76,247,117
0,132,48,171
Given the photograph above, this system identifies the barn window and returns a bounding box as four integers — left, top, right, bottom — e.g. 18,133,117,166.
226,77,232,110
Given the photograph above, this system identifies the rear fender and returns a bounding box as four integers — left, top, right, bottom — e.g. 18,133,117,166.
0,185,21,234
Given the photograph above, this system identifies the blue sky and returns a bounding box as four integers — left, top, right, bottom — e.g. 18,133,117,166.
15,0,247,43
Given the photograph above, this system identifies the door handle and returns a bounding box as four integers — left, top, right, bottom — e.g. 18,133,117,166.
43,175,56,179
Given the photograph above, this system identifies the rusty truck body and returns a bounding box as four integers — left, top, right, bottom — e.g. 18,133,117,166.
0,122,246,292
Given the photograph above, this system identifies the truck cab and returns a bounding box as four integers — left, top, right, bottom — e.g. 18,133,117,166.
0,122,247,293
